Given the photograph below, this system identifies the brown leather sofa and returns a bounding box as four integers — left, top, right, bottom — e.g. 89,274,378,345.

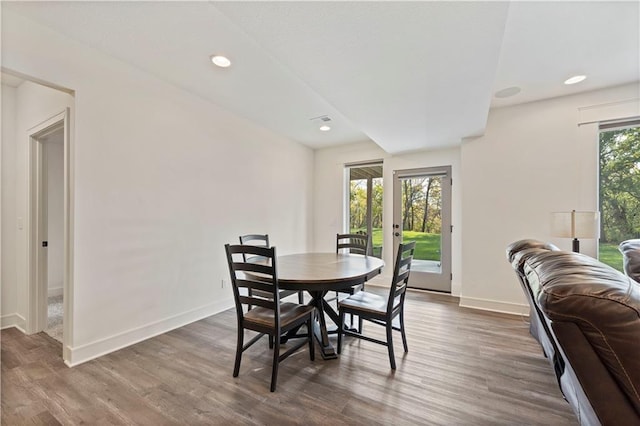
507,239,640,426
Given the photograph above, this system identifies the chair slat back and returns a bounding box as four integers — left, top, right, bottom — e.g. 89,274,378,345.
239,234,270,263
225,244,280,315
388,241,416,313
239,234,269,246
336,233,369,255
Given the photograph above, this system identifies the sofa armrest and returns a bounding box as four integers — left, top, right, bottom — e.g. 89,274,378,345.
525,250,640,418
506,239,560,264
553,321,640,426
620,239,640,283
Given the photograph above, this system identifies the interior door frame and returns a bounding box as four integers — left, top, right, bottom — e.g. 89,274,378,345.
26,109,72,356
393,166,452,292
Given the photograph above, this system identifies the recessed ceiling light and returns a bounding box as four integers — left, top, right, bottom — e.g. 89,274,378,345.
494,86,521,98
310,114,332,131
564,75,586,85
211,55,231,68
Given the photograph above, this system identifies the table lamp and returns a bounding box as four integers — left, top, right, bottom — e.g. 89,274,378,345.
551,210,600,253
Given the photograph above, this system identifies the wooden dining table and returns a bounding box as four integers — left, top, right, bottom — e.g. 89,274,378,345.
273,252,385,359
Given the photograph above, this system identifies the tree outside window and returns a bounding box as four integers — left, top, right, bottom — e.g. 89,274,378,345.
599,125,640,270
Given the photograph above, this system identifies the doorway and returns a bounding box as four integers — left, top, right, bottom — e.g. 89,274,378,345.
28,110,70,347
393,166,452,292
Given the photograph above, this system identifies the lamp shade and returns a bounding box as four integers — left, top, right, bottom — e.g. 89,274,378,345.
551,210,600,239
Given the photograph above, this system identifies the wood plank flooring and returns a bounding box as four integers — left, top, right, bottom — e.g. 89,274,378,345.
1,289,577,425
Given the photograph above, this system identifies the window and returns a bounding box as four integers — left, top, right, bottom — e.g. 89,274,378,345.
346,162,383,258
598,120,640,270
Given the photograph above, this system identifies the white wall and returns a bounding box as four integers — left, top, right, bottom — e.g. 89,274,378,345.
460,83,640,314
46,136,64,296
1,84,20,329
2,9,313,365
313,141,462,295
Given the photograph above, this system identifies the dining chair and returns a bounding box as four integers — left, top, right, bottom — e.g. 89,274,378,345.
239,234,304,305
239,234,270,261
336,232,369,255
334,233,370,329
337,241,416,369
225,244,315,392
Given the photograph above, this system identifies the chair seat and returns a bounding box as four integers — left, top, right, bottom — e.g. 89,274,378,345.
338,291,388,315
245,302,315,328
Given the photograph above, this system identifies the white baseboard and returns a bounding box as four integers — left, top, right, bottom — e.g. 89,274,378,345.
48,287,63,297
65,298,233,367
1,313,26,331
459,296,529,316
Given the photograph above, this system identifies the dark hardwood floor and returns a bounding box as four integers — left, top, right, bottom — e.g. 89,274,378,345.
1,289,577,425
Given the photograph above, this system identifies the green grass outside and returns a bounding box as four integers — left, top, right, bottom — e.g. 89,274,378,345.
360,227,625,271
401,230,441,261
599,242,623,272
352,228,441,261
361,228,626,271
360,228,623,272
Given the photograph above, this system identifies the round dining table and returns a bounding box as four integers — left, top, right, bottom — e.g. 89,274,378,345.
274,252,385,359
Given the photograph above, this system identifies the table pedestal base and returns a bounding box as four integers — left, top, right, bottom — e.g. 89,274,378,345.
282,290,362,360
311,290,339,359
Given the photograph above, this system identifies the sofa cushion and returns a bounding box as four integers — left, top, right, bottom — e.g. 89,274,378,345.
524,250,640,415
620,239,640,283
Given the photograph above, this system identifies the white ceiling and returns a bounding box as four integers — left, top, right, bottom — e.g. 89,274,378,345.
3,1,639,153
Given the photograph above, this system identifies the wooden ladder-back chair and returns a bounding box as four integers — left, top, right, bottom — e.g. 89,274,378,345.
337,241,416,369
336,232,369,255
225,244,315,392
239,234,304,305
335,233,370,329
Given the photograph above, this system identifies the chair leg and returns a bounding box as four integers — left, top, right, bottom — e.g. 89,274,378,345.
337,310,345,354
270,334,280,392
399,308,408,353
308,314,315,361
233,328,243,377
298,291,304,304
386,322,396,370
268,335,274,349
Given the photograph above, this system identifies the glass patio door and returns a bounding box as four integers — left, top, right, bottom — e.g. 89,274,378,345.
393,166,451,292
